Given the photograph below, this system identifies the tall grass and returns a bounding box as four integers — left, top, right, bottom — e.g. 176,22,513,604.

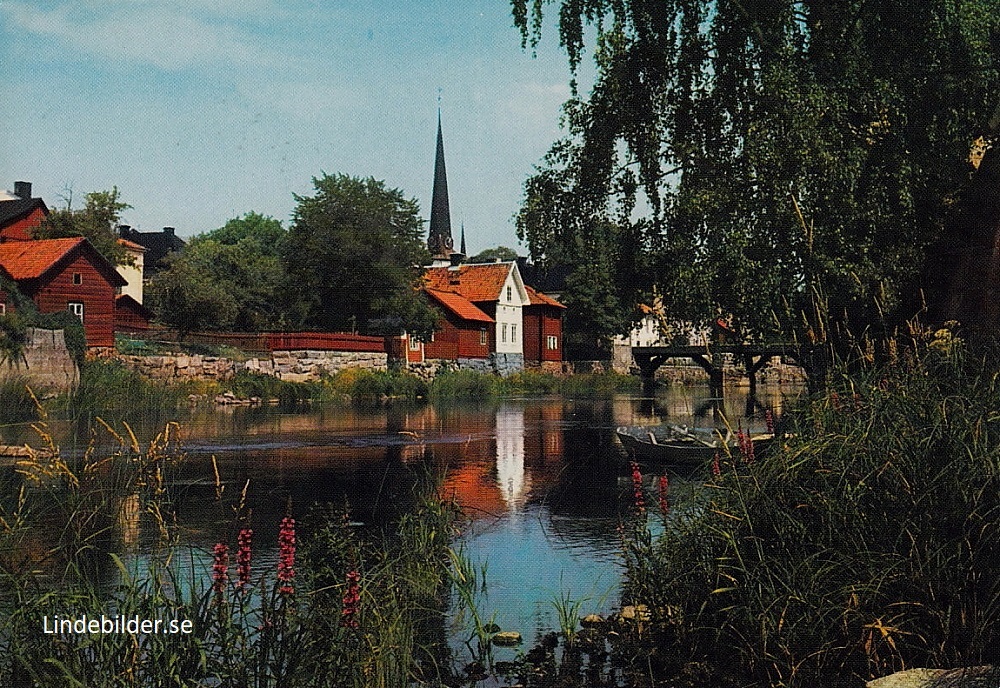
620,338,1000,687
64,360,194,417
0,420,462,687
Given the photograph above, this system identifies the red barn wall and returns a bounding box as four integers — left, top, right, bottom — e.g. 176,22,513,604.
25,253,118,347
1,207,47,241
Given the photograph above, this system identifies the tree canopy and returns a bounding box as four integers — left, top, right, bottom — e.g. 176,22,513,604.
35,187,131,266
468,246,520,263
514,0,1000,352
148,213,289,333
282,173,436,335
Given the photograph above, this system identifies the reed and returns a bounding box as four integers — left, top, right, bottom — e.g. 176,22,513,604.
620,333,1000,686
0,422,462,687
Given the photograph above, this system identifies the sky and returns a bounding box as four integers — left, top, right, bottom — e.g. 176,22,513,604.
0,1,588,256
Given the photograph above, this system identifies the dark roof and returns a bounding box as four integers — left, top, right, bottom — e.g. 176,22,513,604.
118,227,186,273
115,294,154,320
0,198,48,228
517,258,570,295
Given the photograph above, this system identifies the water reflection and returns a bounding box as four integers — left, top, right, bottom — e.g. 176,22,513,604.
11,383,802,650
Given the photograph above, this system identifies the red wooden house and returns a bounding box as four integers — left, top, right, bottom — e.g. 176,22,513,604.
0,237,127,347
114,294,153,333
421,288,493,361
0,182,48,241
523,285,566,369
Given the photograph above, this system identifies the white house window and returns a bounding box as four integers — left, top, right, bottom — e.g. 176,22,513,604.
506,286,512,301
68,302,84,322
480,329,487,345
72,273,82,285
408,336,421,351
512,324,517,342
502,323,507,343
547,335,558,350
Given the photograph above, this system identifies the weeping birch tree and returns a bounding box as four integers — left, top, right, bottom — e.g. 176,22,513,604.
514,0,1000,353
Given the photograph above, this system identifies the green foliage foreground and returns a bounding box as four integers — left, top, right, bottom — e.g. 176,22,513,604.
622,341,1000,687
0,423,462,687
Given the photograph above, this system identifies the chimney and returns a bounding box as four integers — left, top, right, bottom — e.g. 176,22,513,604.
449,252,463,267
118,225,131,238
13,181,31,199
163,227,175,236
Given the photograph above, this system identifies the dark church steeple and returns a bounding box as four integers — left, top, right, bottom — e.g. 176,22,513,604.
428,110,455,260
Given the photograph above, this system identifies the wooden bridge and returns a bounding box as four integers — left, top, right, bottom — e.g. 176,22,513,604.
631,343,808,398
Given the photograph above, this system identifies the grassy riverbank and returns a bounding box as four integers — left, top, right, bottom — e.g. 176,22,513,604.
609,337,1000,687
0,421,465,687
2,361,640,423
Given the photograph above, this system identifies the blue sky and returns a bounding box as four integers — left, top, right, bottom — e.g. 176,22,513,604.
0,1,586,255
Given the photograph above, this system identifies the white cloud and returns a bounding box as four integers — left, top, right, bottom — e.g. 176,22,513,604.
3,1,287,72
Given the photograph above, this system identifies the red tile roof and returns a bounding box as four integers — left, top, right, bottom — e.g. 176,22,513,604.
117,238,146,252
0,237,126,286
426,288,494,323
0,237,87,280
424,262,513,302
525,285,566,308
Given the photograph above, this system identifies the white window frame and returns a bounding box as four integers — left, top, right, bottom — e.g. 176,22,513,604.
502,323,507,343
68,301,84,322
512,324,517,342
506,285,512,302
480,329,487,346
409,336,421,351
547,335,558,350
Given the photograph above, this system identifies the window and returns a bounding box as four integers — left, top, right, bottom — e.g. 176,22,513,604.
506,286,512,301
547,335,558,350
68,302,84,322
72,273,82,285
502,323,507,343
511,324,517,342
480,329,487,345
409,336,421,351
0,304,5,315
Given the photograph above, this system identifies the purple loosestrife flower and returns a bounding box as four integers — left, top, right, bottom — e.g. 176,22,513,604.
630,462,645,514
212,543,229,596
657,475,669,517
277,516,296,595
765,409,775,435
236,528,253,592
341,570,361,629
712,452,721,477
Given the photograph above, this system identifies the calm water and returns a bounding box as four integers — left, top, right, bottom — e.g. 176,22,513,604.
8,384,797,650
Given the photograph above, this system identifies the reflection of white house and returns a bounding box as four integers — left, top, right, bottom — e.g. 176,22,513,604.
495,404,528,511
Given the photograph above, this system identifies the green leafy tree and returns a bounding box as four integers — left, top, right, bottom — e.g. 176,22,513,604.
514,0,1000,354
282,173,437,335
145,256,238,339
468,246,520,263
148,213,288,332
35,188,131,266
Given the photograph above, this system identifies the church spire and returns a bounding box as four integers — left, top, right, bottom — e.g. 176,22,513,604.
428,109,454,260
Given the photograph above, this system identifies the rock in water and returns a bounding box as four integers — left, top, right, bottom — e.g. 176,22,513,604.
867,666,1000,688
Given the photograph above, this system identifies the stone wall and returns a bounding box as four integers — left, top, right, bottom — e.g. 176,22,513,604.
115,349,387,383
0,328,79,392
490,352,524,377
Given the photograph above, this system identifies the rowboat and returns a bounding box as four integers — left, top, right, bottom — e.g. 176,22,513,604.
615,425,728,465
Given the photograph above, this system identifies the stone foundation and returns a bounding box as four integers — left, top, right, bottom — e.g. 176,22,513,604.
0,328,79,392
490,352,524,377
115,350,387,383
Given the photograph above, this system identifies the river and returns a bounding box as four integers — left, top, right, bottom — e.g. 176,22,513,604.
6,383,797,657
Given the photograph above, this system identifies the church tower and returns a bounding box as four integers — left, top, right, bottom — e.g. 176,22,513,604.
428,110,462,266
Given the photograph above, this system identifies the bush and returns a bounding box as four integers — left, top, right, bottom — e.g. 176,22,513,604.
622,344,1000,686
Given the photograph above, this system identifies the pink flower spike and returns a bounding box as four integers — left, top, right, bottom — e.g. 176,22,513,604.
277,516,296,595
212,543,229,595
236,528,253,592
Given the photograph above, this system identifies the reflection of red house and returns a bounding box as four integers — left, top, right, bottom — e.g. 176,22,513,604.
0,182,48,241
0,237,127,347
523,285,565,369
114,294,153,332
